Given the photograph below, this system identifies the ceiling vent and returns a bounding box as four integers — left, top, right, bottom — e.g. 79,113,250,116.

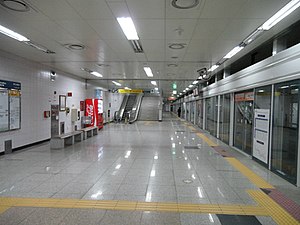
171,0,200,9
0,0,30,12
129,40,144,53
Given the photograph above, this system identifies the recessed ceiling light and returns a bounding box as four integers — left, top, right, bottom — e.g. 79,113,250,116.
0,24,29,41
171,0,200,9
151,81,157,86
117,17,139,40
64,44,85,50
207,65,219,72
167,63,178,67
168,43,186,49
260,0,300,30
112,81,121,86
97,63,110,67
224,46,244,59
0,0,30,12
143,66,154,77
124,87,131,90
90,71,103,77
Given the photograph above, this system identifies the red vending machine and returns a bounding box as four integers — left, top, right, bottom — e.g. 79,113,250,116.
85,99,103,129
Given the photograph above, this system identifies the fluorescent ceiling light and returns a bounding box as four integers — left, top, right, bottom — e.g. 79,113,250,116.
154,87,159,91
261,0,300,30
143,66,154,77
173,90,177,94
151,81,157,86
124,87,131,90
224,46,244,59
91,71,103,77
192,80,199,85
207,65,219,72
183,90,186,93
185,88,189,91
117,17,139,40
188,85,193,88
112,81,121,86
0,24,29,42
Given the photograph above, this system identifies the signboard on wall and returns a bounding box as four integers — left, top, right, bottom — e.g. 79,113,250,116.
0,90,9,132
9,90,21,130
0,80,21,132
253,109,270,164
118,89,143,94
234,92,254,102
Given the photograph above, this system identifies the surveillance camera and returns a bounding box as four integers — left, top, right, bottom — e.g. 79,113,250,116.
50,71,56,76
197,68,207,76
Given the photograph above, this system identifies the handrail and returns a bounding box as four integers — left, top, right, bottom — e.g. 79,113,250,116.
116,95,129,122
129,93,143,123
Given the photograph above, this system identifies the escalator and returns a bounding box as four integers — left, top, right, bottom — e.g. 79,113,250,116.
114,93,143,123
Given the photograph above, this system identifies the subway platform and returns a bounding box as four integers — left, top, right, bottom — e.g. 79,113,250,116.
0,113,299,225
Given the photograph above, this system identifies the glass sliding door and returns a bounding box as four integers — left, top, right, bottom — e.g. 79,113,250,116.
191,101,195,124
219,94,231,144
253,85,272,165
206,96,218,137
197,99,204,129
272,80,299,184
234,91,254,155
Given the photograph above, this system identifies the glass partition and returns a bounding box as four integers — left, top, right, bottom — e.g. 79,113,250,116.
272,80,299,184
219,94,231,144
205,96,218,137
196,99,204,129
234,91,254,155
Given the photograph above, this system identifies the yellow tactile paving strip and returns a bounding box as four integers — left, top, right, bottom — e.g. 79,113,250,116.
248,190,300,225
226,157,274,189
0,197,268,215
0,122,298,225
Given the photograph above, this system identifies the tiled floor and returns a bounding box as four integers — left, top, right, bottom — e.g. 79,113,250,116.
0,113,299,224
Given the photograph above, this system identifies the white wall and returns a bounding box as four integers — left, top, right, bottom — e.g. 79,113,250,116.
0,50,86,153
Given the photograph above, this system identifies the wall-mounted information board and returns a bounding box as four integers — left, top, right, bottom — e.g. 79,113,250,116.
0,80,21,132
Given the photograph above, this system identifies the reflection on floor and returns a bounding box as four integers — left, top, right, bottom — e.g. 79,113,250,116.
0,113,299,225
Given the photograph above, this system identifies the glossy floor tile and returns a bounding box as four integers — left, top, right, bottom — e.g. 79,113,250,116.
0,113,299,224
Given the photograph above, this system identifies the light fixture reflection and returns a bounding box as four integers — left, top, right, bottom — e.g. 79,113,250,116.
125,150,131,158
150,170,156,177
197,187,203,198
91,191,103,199
115,164,121,170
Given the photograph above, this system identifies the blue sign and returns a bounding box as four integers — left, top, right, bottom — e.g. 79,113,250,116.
0,80,21,90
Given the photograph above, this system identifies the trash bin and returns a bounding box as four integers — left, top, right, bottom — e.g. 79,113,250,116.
5,140,12,154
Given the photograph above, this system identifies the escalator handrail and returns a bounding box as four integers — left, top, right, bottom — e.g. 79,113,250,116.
117,95,129,121
129,93,143,123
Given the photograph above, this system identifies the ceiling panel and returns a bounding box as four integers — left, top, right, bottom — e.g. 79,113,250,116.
0,0,298,97
127,0,165,19
27,0,82,20
219,19,265,41
200,0,247,19
56,19,100,42
165,19,198,40
237,0,290,19
66,0,114,19
87,19,124,40
135,19,165,39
